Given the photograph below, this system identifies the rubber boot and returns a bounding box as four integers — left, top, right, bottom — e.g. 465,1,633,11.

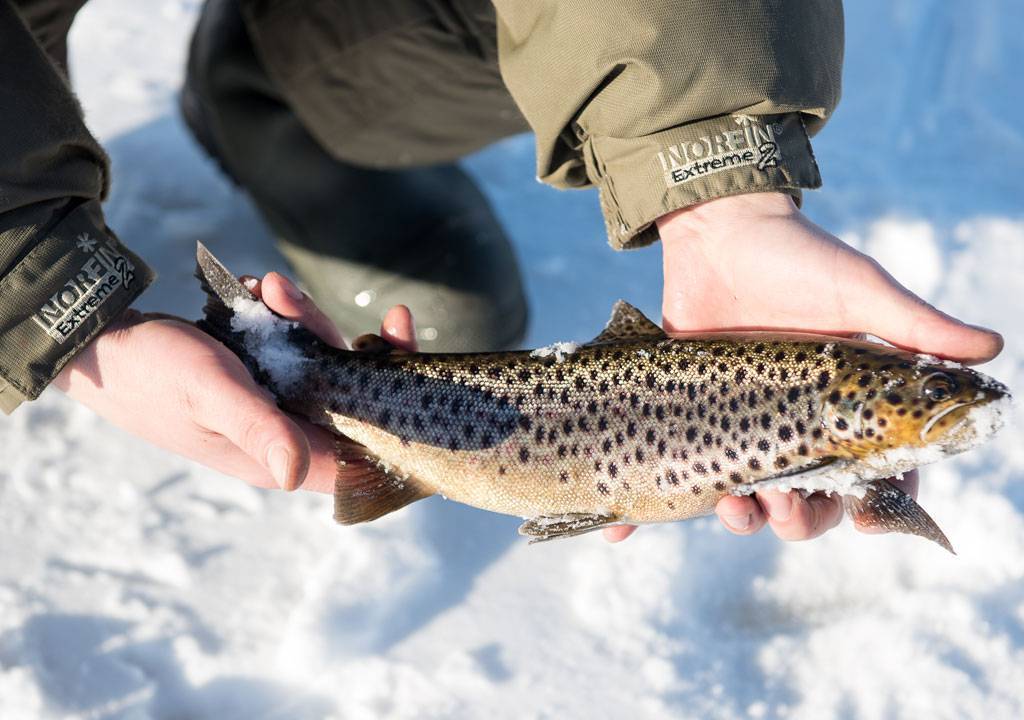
180,0,528,351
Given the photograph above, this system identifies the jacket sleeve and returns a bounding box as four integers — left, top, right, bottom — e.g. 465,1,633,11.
0,0,155,413
492,0,844,249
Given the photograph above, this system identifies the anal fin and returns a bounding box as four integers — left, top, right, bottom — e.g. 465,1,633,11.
518,513,620,544
334,437,433,524
844,479,955,554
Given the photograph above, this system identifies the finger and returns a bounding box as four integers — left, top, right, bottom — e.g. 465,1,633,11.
855,469,921,534
603,525,637,543
289,418,341,495
890,468,920,499
716,494,768,535
757,489,843,541
185,354,311,491
258,272,347,348
380,305,418,351
847,256,1003,364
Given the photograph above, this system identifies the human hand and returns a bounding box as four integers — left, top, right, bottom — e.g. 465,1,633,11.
602,192,1002,543
55,271,417,495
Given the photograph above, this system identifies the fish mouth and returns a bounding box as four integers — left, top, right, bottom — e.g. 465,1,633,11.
920,390,1012,450
920,401,974,443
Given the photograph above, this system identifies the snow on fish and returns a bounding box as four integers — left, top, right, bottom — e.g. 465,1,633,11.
195,243,1012,552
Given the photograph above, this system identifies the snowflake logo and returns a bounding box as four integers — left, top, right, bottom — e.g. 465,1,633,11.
75,233,97,253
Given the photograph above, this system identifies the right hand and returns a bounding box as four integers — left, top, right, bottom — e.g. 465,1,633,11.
54,272,416,494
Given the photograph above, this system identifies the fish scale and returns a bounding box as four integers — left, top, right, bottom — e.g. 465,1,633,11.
195,244,1011,549
291,338,843,524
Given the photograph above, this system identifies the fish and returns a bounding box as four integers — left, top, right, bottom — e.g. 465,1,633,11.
195,243,1012,552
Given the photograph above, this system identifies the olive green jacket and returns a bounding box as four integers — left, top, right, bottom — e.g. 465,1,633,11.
0,0,842,413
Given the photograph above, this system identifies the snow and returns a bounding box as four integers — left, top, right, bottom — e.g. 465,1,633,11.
528,341,579,363
228,295,308,393
0,0,1022,718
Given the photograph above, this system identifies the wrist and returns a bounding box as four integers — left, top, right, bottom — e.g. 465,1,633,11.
54,308,146,392
656,192,799,243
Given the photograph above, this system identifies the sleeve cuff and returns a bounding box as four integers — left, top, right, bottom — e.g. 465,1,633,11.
584,112,822,249
0,200,154,413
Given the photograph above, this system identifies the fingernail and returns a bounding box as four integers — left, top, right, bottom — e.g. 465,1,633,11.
267,444,292,490
723,513,751,531
278,275,304,301
241,276,258,290
761,492,793,522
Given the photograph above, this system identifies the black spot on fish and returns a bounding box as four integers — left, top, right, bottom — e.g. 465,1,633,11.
886,393,903,405
828,390,841,404
749,458,761,471
608,462,619,478
835,417,848,431
626,421,637,438
760,414,772,430
597,417,609,432
666,469,679,485
691,484,702,495
519,447,530,463
597,482,610,495
730,472,743,483
778,425,793,441
657,440,667,457
775,456,790,469
739,417,751,433
559,470,569,483
757,439,771,453
812,428,823,439
787,387,800,403
693,462,707,475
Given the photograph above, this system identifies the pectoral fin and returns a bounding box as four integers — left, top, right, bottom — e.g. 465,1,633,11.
844,479,955,554
518,513,621,543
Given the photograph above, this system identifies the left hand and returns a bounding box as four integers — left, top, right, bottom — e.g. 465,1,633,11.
602,192,1002,543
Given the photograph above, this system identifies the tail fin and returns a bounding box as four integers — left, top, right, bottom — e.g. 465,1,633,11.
195,242,264,377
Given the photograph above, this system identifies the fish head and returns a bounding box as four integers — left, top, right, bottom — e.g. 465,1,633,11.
822,346,1011,460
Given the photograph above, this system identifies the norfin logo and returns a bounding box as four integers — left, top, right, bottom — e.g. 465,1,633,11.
655,116,781,188
32,236,135,343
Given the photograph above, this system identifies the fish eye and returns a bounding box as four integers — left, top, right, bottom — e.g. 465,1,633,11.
923,373,958,402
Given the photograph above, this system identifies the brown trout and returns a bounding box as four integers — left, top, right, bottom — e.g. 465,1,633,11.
196,244,1011,551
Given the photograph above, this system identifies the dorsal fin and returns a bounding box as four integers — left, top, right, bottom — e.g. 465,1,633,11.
588,300,666,345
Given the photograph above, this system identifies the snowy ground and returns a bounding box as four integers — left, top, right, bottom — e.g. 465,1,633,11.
1,1,1023,718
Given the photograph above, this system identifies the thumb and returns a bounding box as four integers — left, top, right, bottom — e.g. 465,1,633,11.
185,355,311,490
847,257,1003,364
